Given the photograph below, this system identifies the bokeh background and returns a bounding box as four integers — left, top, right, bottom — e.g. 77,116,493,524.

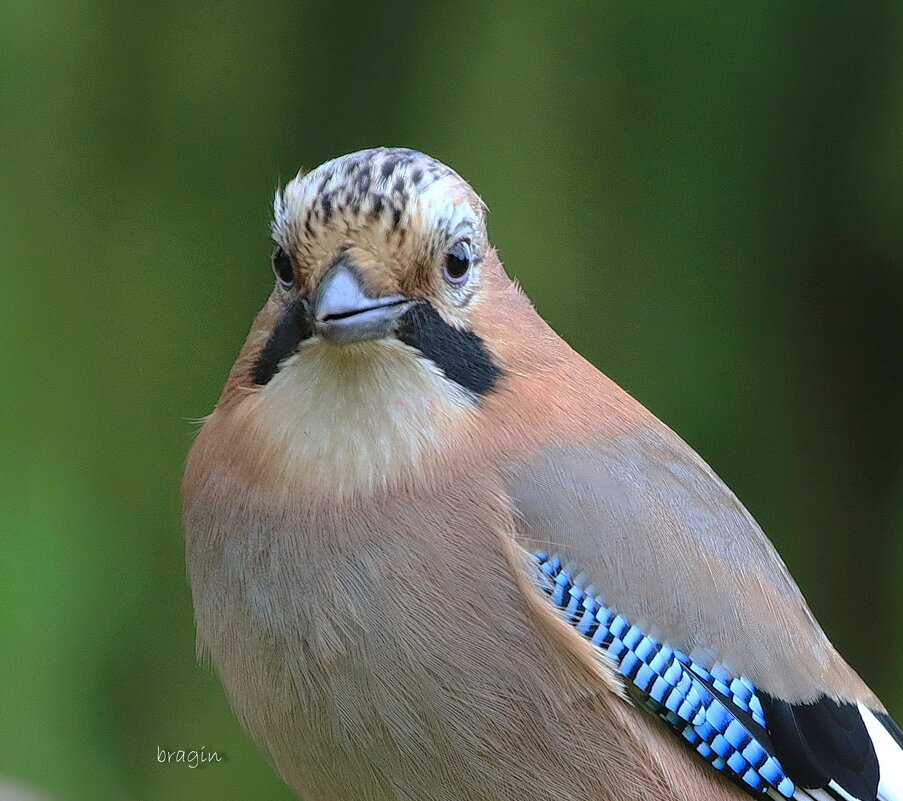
2,3,902,800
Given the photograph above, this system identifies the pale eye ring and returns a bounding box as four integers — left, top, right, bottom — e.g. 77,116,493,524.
443,241,473,285
272,245,294,289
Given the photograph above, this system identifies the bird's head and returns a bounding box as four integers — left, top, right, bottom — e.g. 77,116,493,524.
251,147,501,397
208,148,547,497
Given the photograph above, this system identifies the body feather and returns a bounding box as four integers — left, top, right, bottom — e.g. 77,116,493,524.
184,148,901,801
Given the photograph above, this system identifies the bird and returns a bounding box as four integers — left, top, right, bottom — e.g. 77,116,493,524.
183,147,902,801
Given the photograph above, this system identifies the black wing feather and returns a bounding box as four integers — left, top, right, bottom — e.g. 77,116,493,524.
759,693,880,801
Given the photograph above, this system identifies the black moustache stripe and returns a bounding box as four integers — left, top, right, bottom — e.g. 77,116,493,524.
252,298,502,397
396,303,501,397
252,299,313,386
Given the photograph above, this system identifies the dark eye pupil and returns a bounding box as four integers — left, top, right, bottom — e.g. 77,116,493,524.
272,246,294,287
445,253,469,278
443,242,473,284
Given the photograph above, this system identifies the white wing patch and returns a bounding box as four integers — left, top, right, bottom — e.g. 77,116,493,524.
860,705,903,801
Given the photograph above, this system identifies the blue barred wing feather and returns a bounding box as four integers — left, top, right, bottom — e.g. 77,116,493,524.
531,553,902,801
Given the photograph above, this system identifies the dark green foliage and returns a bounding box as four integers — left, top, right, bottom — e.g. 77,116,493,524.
1,3,900,799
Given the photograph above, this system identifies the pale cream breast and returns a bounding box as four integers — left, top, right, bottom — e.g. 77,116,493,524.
231,337,479,499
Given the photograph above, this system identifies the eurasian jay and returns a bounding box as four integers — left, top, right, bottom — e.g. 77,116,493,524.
183,147,902,801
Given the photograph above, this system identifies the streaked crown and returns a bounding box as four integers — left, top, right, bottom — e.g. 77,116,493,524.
272,147,486,273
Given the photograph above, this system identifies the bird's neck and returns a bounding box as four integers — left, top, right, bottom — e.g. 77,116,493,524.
225,338,477,499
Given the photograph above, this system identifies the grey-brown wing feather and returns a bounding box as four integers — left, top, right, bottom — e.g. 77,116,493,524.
499,427,903,801
501,429,870,704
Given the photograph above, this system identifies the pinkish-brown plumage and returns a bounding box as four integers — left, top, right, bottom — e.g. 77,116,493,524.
184,148,900,801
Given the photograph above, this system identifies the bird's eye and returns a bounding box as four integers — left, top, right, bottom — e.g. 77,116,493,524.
443,241,473,285
272,246,294,289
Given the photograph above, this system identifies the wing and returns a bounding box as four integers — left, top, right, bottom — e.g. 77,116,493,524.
501,432,903,801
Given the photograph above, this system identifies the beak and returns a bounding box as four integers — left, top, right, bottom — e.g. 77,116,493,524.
313,260,410,345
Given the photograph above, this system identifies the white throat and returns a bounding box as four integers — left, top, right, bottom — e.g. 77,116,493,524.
244,338,476,498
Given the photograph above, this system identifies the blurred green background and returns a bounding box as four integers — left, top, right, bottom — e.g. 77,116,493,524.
1,2,902,800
